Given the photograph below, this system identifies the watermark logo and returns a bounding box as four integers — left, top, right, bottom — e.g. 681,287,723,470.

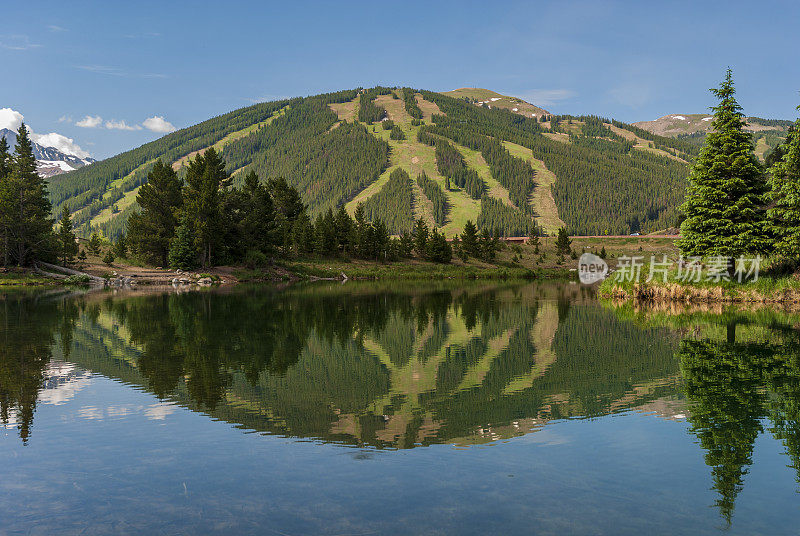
577,254,761,285
579,253,608,284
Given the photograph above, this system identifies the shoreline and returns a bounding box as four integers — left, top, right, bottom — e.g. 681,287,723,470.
3,261,575,289
598,278,800,304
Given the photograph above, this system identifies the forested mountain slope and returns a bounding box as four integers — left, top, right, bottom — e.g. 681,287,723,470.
51,86,703,238
633,113,791,162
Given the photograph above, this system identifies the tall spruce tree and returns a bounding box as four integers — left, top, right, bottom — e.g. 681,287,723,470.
112,234,128,259
555,227,572,255
237,170,278,257
425,228,452,263
0,136,10,178
677,70,770,267
270,176,305,251
56,206,78,265
461,220,479,258
412,218,429,257
0,135,11,266
168,221,198,270
0,123,53,266
183,148,227,267
767,108,800,257
314,208,337,255
334,205,353,253
127,159,183,267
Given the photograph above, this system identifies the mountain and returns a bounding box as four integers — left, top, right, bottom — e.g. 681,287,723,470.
633,113,793,137
52,87,698,239
442,88,549,118
0,127,96,178
633,114,792,160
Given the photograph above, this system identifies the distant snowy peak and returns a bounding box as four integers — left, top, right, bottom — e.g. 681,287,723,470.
35,144,95,167
0,127,96,178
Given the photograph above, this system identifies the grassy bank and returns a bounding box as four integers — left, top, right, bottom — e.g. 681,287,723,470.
599,274,800,303
2,236,679,288
235,258,575,282
0,269,61,287
234,235,679,282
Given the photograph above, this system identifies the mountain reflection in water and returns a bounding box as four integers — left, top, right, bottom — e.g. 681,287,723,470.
3,283,800,525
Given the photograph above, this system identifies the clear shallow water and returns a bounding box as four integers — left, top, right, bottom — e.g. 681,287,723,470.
1,282,800,535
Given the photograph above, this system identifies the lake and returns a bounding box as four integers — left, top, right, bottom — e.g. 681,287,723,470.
2,282,799,535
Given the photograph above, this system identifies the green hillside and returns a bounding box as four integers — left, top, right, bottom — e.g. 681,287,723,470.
443,88,548,119
50,86,702,238
633,113,791,163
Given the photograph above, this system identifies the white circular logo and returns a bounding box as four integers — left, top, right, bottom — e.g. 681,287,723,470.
578,253,608,284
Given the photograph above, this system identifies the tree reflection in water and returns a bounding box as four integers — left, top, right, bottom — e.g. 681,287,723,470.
0,291,78,443
10,283,800,527
666,315,800,524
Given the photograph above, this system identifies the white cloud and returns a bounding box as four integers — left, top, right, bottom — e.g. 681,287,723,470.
519,89,577,106
105,119,142,131
58,115,72,123
0,35,42,50
78,114,176,133
142,116,176,133
76,115,103,128
0,108,24,131
0,107,91,159
31,132,91,159
47,25,68,32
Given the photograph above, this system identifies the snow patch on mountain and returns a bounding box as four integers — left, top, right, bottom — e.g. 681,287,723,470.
1,121,95,178
38,160,78,172
0,107,95,177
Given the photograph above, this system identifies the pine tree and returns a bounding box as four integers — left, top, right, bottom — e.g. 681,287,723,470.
677,70,770,267
371,219,390,261
398,232,414,258
334,205,353,253
529,229,541,254
271,176,306,251
767,108,800,257
56,206,78,265
168,221,198,270
0,135,11,267
0,136,10,179
112,234,128,259
352,203,371,258
88,232,102,255
102,250,115,267
183,148,227,267
291,212,314,255
127,159,183,267
461,220,479,258
412,218,429,257
0,123,53,266
425,228,452,263
237,170,278,257
451,235,463,262
314,208,337,255
555,227,572,256
479,228,497,261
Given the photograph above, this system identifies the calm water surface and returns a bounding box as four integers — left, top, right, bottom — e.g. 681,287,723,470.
2,282,800,535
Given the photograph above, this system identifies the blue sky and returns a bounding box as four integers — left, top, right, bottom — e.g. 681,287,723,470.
2,0,799,159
